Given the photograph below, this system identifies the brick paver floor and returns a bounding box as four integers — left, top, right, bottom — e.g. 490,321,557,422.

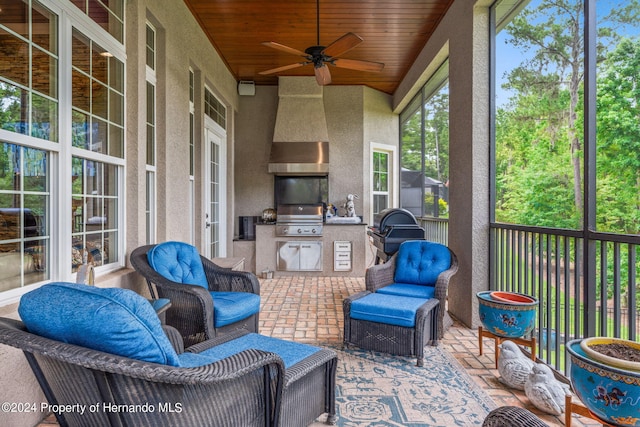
37,276,602,426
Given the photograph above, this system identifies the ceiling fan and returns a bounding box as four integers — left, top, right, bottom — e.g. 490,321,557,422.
259,0,384,86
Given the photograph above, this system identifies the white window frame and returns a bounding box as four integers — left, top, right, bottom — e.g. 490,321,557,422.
145,22,156,244
0,0,127,305
369,142,397,224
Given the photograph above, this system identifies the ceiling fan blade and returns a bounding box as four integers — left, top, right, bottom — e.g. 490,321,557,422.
314,65,332,86
259,62,308,75
332,58,385,73
322,32,363,58
261,41,308,57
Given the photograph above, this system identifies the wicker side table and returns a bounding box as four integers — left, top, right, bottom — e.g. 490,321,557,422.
343,291,440,366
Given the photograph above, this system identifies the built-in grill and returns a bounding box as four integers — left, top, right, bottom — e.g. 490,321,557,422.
275,203,324,272
368,208,425,263
275,204,324,237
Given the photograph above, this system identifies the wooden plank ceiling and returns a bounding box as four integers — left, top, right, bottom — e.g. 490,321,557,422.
183,0,454,94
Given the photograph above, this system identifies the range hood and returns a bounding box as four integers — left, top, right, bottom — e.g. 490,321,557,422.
268,77,329,175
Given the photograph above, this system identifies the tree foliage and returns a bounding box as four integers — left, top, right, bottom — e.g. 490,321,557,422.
495,0,640,234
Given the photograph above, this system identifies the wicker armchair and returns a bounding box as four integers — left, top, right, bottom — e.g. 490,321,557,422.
364,240,458,341
130,242,261,347
3,282,337,427
0,317,283,426
482,406,550,427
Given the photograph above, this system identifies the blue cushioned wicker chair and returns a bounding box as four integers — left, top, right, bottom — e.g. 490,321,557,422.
343,240,457,366
2,282,336,426
365,240,458,340
130,242,261,347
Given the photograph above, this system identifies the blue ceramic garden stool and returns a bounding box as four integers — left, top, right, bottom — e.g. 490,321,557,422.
343,291,439,366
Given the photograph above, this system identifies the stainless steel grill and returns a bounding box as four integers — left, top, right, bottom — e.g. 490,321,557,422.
275,204,324,237
368,208,425,263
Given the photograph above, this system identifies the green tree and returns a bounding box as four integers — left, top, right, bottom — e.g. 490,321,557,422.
496,0,640,229
596,38,640,234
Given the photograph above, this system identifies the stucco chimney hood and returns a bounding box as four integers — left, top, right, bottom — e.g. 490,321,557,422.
268,77,329,175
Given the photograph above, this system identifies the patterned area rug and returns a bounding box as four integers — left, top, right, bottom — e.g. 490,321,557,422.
323,345,496,427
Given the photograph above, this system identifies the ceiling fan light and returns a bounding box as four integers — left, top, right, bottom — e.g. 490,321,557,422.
314,65,331,86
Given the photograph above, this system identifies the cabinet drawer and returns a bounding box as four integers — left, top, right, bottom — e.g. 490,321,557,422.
334,241,352,251
334,251,351,261
334,260,352,271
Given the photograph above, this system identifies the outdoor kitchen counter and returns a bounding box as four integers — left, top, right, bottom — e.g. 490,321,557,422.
252,223,371,277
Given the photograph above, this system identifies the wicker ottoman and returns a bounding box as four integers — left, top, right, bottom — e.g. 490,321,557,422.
343,291,440,366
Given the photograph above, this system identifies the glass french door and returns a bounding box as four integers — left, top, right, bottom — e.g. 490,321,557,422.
203,122,226,258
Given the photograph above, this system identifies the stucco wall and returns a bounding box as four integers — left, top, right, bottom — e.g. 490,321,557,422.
234,81,397,227
126,0,240,254
394,1,493,328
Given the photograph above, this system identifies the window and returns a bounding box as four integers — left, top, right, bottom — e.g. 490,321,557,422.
400,60,450,219
0,0,58,142
372,151,389,214
71,24,124,271
145,23,156,244
594,2,640,234
370,143,396,221
0,143,49,290
493,0,640,234
71,29,124,157
0,1,125,296
189,68,195,245
204,88,226,130
71,158,118,271
69,0,124,43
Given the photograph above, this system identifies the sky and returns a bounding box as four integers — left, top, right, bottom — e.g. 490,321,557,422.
494,0,640,108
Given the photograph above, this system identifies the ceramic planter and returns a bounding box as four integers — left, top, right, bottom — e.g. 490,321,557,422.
476,291,538,338
567,339,640,426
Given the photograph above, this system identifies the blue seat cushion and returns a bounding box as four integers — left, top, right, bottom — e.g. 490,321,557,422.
394,241,451,286
376,283,435,299
210,291,261,327
147,241,208,288
18,282,181,366
192,333,320,368
349,293,427,328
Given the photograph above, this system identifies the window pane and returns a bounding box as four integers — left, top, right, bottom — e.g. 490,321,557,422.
72,69,91,112
400,62,449,219
91,80,108,119
72,28,124,157
31,93,57,141
595,3,640,234
0,82,28,135
108,125,123,157
72,30,91,73
0,29,29,87
71,157,119,271
146,24,155,69
109,89,123,125
32,1,57,55
0,0,29,38
0,142,49,290
72,110,89,149
32,47,57,98
493,0,584,229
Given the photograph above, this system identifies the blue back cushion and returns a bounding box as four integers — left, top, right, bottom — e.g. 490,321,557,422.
18,282,181,366
394,241,451,286
147,241,208,288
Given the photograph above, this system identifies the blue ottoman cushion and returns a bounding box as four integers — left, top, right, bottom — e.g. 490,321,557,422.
210,291,261,327
349,293,427,328
394,241,451,286
194,333,320,368
18,282,181,366
376,283,435,299
147,241,208,288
